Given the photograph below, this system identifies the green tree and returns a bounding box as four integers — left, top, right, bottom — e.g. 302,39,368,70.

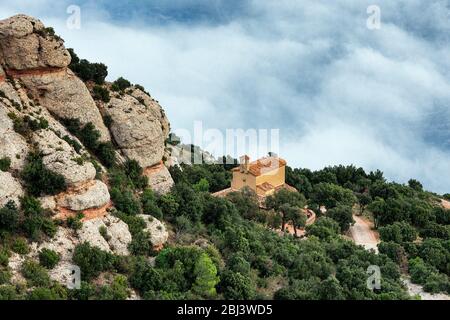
141,189,163,219
192,253,220,298
306,217,340,240
310,183,356,209
265,189,306,232
219,270,255,300
193,178,210,192
327,205,354,232
379,222,418,243
72,243,114,280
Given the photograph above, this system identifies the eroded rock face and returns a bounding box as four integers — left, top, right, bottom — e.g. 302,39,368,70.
138,214,169,249
0,104,29,170
10,219,132,285
32,129,96,186
129,88,170,138
0,14,71,70
0,171,24,207
105,94,166,168
57,180,110,212
144,163,174,195
77,215,132,256
20,70,111,141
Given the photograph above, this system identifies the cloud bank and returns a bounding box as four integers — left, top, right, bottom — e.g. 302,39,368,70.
0,0,449,193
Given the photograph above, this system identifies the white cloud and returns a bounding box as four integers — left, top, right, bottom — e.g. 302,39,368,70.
0,0,449,193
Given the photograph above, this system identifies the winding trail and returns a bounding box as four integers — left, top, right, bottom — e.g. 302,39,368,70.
349,215,380,253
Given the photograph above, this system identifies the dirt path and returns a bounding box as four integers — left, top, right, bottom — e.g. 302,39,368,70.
402,277,450,300
442,199,450,210
349,215,380,252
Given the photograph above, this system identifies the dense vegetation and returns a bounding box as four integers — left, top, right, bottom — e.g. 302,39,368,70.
1,92,449,301
1,154,449,299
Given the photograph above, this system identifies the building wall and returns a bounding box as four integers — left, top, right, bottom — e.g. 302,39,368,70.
231,165,286,193
231,170,257,191
255,165,285,188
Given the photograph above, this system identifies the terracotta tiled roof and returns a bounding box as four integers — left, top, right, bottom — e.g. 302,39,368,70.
232,156,287,176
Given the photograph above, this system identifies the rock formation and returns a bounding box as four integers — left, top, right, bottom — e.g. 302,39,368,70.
0,14,175,289
138,214,169,250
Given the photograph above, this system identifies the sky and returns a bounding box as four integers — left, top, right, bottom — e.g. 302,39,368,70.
0,0,449,193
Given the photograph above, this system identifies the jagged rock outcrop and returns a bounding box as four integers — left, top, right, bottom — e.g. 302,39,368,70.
129,88,170,138
57,180,110,212
78,215,132,256
0,14,110,141
1,15,175,282
32,129,96,186
144,162,174,195
138,214,169,250
20,70,111,141
8,217,133,286
0,171,24,207
0,104,29,170
0,15,70,70
104,94,166,168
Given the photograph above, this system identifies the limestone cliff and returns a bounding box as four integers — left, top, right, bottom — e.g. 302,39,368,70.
0,14,173,287
0,14,174,214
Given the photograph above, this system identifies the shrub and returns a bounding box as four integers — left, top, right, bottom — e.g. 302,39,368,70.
99,226,111,241
0,201,20,232
72,243,115,280
66,213,84,230
112,77,131,91
39,249,60,269
62,135,82,153
0,286,18,300
68,48,108,84
0,249,10,267
79,122,101,150
97,275,129,300
0,269,11,285
124,160,148,190
12,238,30,255
95,142,116,168
113,211,146,235
20,196,57,240
111,188,141,215
103,114,113,128
62,119,116,168
141,189,162,219
21,152,67,196
27,285,67,300
0,157,11,172
128,231,152,256
21,260,51,287
92,85,110,103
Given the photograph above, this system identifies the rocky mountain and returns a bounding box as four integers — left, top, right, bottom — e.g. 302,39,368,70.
0,14,172,293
